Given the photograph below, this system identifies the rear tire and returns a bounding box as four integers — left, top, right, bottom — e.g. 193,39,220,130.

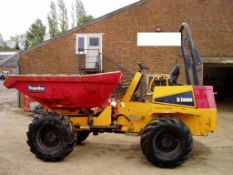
76,131,90,144
140,117,193,168
27,113,76,162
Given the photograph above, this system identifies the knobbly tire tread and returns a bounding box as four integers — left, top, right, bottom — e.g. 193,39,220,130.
27,113,76,162
140,116,193,168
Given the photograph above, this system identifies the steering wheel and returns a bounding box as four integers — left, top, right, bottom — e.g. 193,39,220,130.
170,64,180,85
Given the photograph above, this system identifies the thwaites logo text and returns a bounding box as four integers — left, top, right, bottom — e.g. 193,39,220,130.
28,85,45,92
176,97,193,103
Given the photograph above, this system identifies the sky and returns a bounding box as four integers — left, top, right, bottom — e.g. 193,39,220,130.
0,0,138,40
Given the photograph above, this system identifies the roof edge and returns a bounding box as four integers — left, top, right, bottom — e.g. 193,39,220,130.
0,53,20,67
21,0,149,55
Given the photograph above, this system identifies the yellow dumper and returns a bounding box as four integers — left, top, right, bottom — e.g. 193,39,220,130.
4,23,217,168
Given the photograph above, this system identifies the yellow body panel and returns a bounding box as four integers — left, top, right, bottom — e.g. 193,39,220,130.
69,71,217,136
117,102,217,136
153,86,194,99
70,106,112,129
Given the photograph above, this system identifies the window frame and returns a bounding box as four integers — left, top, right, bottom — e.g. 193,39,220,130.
146,74,154,95
89,37,100,47
77,36,85,53
75,33,103,54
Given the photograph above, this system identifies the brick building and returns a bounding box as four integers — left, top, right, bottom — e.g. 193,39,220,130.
19,0,233,100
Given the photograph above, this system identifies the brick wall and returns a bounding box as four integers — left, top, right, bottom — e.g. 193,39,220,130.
19,0,233,80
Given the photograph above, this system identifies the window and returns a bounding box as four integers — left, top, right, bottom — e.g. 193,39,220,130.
89,37,99,46
76,36,87,54
76,34,102,54
78,37,85,52
146,74,154,94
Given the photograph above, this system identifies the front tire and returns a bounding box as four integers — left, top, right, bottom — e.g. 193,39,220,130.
141,117,193,168
76,131,90,144
27,113,76,162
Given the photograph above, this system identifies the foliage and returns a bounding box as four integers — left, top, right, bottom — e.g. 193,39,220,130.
0,0,93,51
75,0,86,26
78,15,93,26
0,44,11,51
9,34,26,50
0,33,11,51
48,1,59,38
25,19,46,49
0,33,4,47
71,4,76,28
71,0,93,28
58,0,68,33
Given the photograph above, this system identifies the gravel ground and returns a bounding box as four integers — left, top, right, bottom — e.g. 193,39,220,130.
0,80,233,175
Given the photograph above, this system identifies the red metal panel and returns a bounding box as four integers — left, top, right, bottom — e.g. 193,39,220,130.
4,71,123,110
194,86,216,108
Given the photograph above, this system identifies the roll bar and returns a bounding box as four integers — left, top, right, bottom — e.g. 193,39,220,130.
180,23,202,85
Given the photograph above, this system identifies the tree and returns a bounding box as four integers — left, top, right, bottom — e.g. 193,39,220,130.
47,1,59,38
78,15,93,26
9,34,26,50
0,33,11,51
71,0,93,27
75,0,86,26
25,19,46,49
0,33,4,47
58,0,68,33
71,4,76,28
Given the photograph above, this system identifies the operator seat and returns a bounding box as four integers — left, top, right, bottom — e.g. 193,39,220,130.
170,64,180,85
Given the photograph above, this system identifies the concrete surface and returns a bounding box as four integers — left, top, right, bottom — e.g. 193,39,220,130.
0,80,233,175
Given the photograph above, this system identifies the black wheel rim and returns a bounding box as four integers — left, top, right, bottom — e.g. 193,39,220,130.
154,131,179,153
37,124,62,150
